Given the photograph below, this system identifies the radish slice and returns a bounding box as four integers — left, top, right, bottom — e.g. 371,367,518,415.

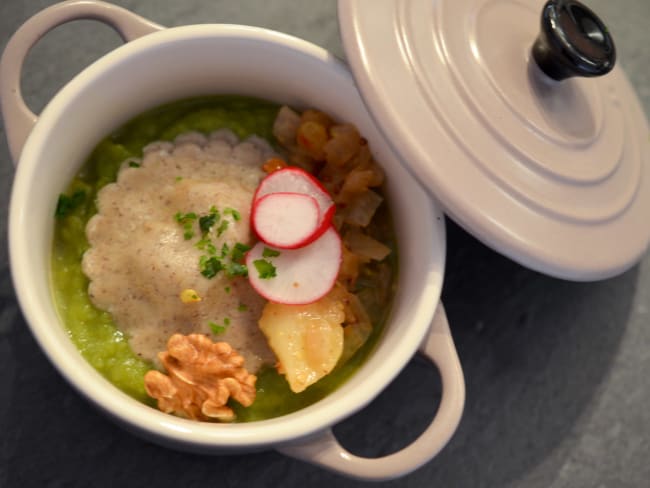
254,167,335,243
252,192,320,249
246,226,342,305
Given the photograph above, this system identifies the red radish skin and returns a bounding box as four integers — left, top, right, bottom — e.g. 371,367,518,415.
251,192,320,249
254,167,335,244
246,226,342,305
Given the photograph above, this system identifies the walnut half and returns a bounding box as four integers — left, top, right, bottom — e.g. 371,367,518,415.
144,334,257,422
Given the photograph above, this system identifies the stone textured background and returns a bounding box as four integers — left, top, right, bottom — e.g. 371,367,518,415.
1,1,648,487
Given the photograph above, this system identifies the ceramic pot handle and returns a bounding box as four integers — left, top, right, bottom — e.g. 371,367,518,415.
277,303,465,481
0,0,163,164
532,0,615,81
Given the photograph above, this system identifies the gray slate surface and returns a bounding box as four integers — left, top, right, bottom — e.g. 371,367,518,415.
1,1,649,487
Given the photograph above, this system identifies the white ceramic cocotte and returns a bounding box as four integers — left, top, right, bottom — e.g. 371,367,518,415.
0,0,464,482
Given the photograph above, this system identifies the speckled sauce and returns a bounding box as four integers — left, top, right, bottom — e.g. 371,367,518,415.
82,130,276,372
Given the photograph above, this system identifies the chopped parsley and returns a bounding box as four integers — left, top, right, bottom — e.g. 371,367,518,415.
175,211,198,240
216,220,229,236
128,161,141,168
200,256,224,278
221,243,230,257
231,242,251,262
224,207,241,221
209,317,231,335
175,205,249,280
55,191,86,218
237,303,248,312
195,237,218,256
199,210,220,234
175,211,197,223
209,321,228,335
254,259,277,279
195,237,210,251
226,262,248,278
262,247,281,258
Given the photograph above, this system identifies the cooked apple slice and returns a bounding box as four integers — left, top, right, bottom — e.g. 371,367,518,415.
258,291,345,393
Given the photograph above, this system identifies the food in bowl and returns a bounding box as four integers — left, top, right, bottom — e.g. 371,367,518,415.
51,95,397,422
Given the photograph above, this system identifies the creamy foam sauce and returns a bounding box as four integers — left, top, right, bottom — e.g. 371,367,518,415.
82,130,276,372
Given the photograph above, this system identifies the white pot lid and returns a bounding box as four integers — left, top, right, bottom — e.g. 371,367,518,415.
338,0,650,281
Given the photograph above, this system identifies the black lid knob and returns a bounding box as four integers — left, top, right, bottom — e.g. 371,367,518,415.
532,0,616,81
